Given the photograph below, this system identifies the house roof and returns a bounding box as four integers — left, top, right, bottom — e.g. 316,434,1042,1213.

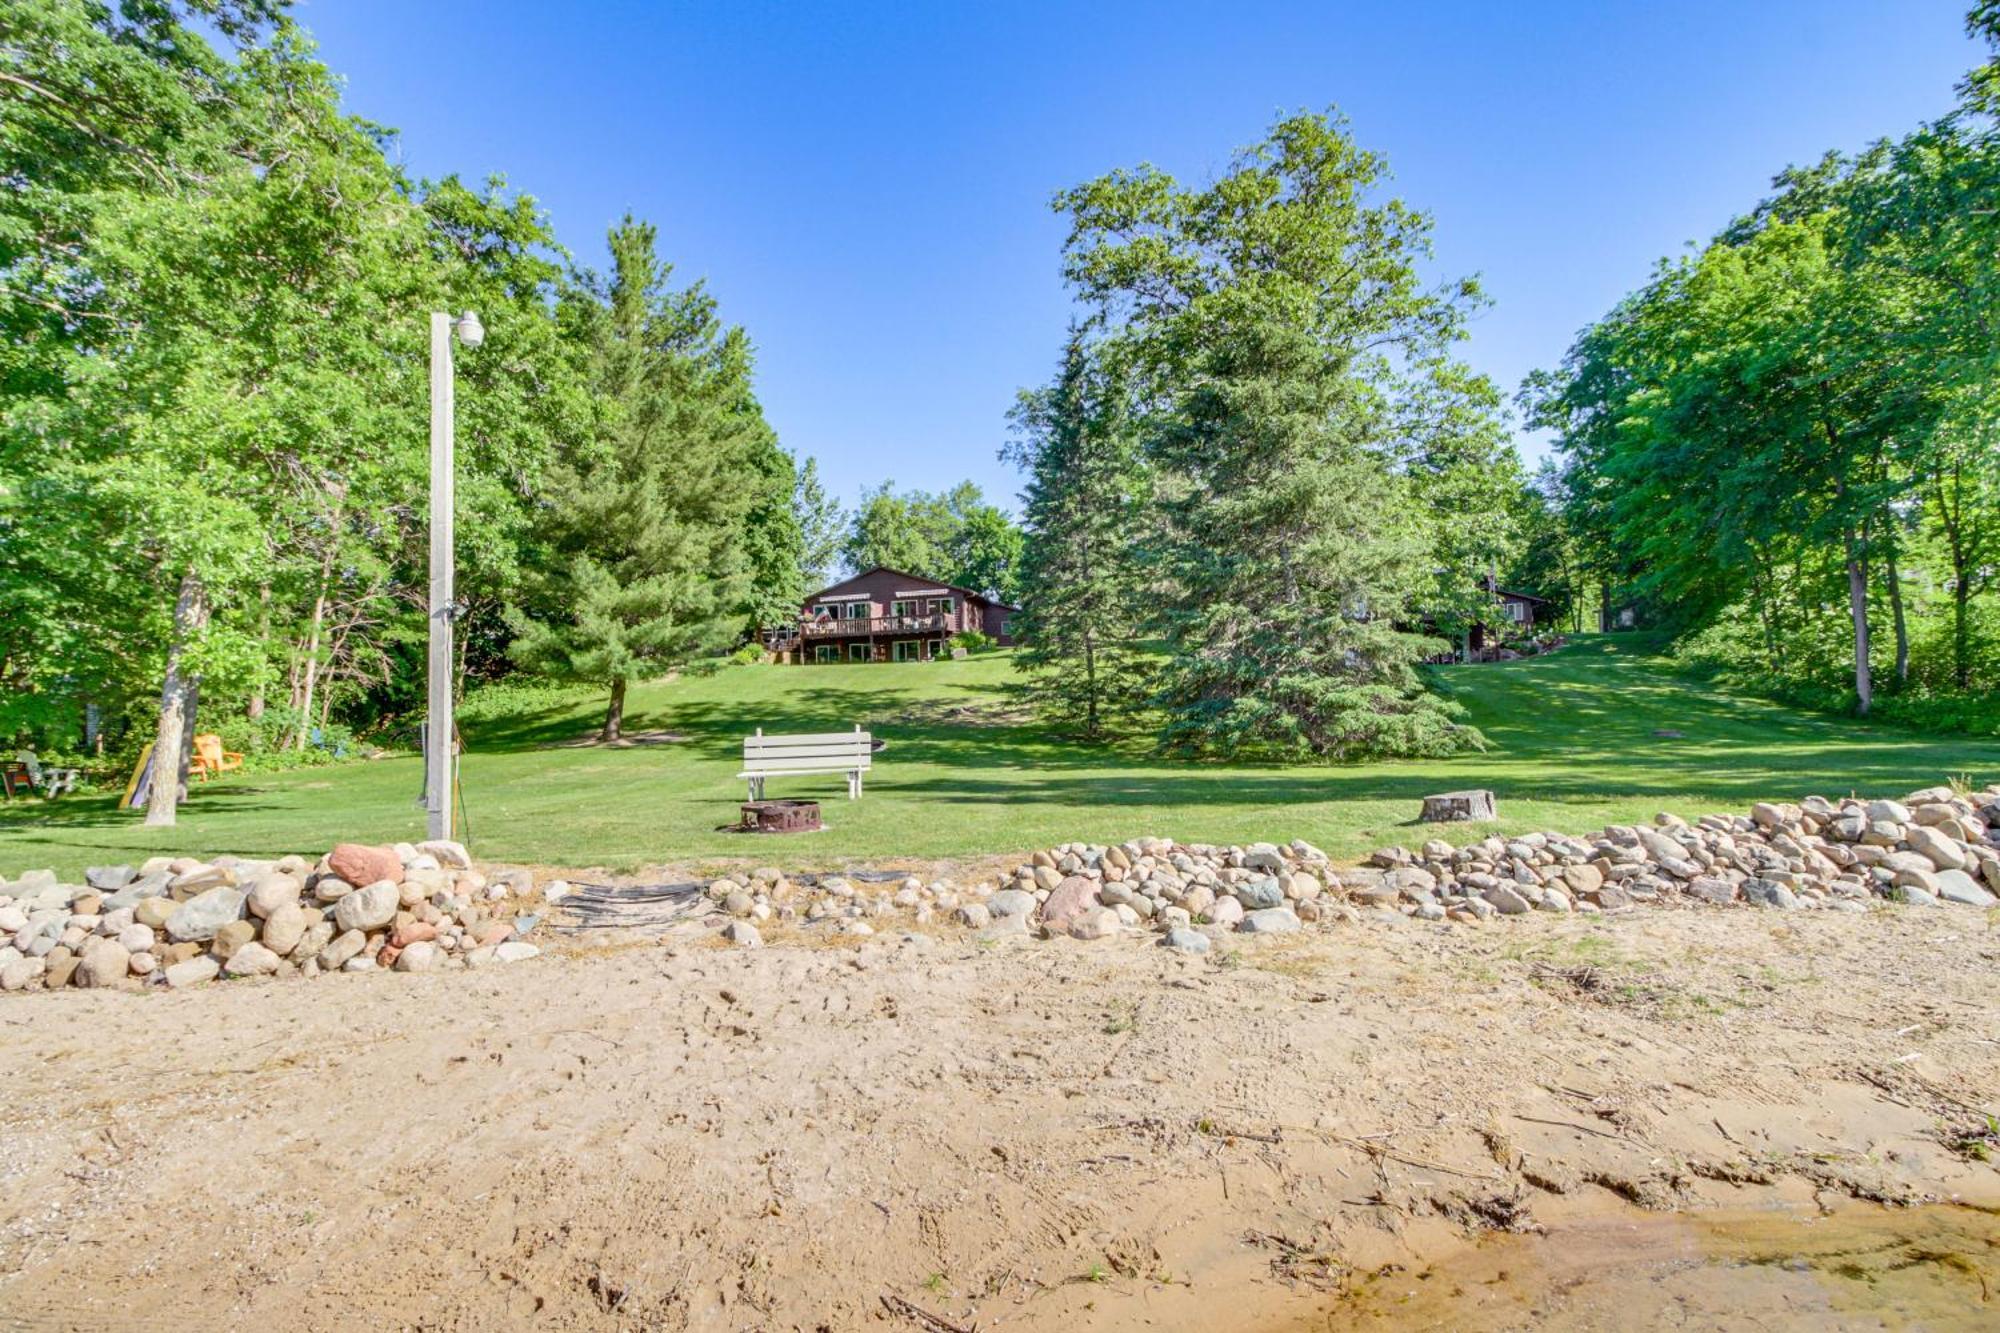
1495,587,1552,605
803,566,1018,610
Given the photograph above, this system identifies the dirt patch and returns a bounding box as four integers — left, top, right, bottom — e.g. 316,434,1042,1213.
0,907,1994,1328
544,728,692,749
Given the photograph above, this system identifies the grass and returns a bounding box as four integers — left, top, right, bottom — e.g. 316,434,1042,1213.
1,635,1996,878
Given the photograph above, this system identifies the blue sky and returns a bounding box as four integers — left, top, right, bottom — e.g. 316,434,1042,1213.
297,0,1981,512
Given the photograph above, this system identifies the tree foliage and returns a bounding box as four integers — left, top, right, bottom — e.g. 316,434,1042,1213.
1004,326,1151,738
1040,111,1505,758
506,219,770,741
0,3,823,794
1527,11,2000,722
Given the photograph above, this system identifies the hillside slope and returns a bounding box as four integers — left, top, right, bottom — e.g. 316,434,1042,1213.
1,639,1994,876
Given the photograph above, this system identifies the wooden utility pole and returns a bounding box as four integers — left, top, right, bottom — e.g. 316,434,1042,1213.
426,312,456,841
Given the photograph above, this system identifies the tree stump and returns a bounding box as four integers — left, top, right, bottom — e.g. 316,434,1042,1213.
1420,789,1496,823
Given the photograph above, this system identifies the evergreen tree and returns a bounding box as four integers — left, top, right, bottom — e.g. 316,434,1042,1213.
739,442,806,632
1005,327,1150,738
1055,112,1491,758
509,218,765,741
792,456,846,588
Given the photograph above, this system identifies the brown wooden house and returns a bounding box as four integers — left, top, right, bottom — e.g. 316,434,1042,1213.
763,567,1018,663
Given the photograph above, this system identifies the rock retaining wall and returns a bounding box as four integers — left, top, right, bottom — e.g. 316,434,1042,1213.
0,840,541,993
683,782,2000,951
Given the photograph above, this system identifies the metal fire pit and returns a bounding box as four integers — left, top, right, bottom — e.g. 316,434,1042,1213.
740,799,822,833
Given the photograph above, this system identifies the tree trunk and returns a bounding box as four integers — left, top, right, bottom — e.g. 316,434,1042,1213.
247,583,270,721
1846,541,1872,718
145,571,207,827
1884,543,1909,689
294,587,326,751
1953,571,1971,690
601,677,626,744
1081,630,1099,738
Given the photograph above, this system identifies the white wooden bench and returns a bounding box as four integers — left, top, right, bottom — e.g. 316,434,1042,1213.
739,726,873,801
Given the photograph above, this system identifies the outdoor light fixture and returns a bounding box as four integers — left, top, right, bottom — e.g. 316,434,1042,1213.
452,309,484,348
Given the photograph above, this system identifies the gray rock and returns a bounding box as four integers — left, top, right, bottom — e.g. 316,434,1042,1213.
392,940,438,972
1482,884,1531,915
1161,926,1211,954
1866,799,1912,825
1683,877,1738,905
987,888,1036,919
333,880,398,934
1238,907,1302,934
415,839,472,870
1934,869,1998,908
494,941,539,963
260,902,309,957
170,864,237,894
222,942,281,977
77,938,129,988
1893,884,1939,907
721,921,762,947
317,928,366,971
1904,825,1967,871
85,865,136,892
0,958,44,990
952,903,991,929
166,888,247,943
1743,879,1799,909
1068,907,1121,940
99,872,169,913
165,956,220,988
245,873,301,920
1231,878,1285,910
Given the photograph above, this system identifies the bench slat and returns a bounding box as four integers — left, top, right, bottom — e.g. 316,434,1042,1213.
743,744,873,762
740,755,872,773
744,731,872,746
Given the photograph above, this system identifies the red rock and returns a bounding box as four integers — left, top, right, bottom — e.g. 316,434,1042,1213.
477,921,513,948
376,943,403,970
327,843,403,887
1038,876,1101,936
390,921,438,949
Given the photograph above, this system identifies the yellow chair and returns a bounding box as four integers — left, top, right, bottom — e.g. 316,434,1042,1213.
190,733,244,781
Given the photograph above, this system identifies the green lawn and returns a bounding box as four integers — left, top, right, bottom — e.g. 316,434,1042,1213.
3,637,1996,879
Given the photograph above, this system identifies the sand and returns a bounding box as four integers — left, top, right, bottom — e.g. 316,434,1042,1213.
0,903,1995,1330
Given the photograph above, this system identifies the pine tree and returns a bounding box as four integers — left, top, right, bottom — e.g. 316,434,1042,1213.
1005,328,1150,738
1055,112,1490,758
792,456,846,588
509,218,765,741
739,441,806,633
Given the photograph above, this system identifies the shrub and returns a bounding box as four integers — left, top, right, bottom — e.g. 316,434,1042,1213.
951,630,996,655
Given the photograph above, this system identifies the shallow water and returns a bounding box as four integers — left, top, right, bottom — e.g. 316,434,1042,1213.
1329,1202,2000,1330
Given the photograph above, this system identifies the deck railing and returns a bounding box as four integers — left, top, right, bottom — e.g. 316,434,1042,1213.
800,614,949,638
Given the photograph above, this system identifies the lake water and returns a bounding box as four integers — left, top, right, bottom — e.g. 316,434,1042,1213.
1327,1201,1999,1330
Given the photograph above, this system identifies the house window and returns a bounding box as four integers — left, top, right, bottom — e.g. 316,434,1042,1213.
815,644,837,664
927,597,953,617
893,640,921,662
1506,600,1527,623
844,602,869,620
848,642,869,662
890,600,916,617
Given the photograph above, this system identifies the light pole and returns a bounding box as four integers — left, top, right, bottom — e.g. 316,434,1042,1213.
427,309,482,842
